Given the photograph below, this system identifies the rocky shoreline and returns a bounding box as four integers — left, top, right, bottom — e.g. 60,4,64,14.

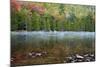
11,51,95,64
27,51,95,63
64,54,95,63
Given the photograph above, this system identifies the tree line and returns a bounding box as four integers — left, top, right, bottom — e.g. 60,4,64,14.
11,1,95,32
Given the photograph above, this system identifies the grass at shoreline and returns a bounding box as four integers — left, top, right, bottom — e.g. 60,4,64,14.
11,43,95,66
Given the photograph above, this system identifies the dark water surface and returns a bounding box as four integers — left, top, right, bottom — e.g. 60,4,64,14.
11,31,95,47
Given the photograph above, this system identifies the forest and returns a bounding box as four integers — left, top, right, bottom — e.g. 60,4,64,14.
11,1,95,32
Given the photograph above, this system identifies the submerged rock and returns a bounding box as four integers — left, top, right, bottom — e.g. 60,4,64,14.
84,54,89,57
35,53,42,56
11,58,14,62
28,51,47,58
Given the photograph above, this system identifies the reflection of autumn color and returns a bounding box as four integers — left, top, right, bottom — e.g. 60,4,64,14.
29,4,46,15
11,0,21,11
11,53,27,64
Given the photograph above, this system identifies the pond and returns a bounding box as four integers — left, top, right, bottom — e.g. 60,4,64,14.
11,31,95,47
11,31,95,65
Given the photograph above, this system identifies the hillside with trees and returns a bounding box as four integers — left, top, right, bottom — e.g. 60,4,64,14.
11,1,95,32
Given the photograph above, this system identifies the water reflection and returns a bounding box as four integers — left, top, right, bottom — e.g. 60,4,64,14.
11,31,95,48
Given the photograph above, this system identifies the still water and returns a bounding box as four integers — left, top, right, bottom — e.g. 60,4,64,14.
11,31,95,49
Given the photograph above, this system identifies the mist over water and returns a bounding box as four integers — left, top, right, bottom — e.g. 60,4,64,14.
11,31,95,47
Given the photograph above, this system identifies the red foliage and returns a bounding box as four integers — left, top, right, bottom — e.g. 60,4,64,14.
29,4,46,15
11,0,21,11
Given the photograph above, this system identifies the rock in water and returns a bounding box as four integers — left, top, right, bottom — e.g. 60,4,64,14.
84,54,89,57
76,54,84,59
36,53,42,56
